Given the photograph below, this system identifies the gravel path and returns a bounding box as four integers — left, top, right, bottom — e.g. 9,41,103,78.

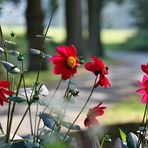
0,51,147,136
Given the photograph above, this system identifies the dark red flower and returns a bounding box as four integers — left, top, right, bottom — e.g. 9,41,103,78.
85,56,110,88
141,64,148,75
0,81,14,106
84,102,106,128
136,75,148,104
50,45,80,80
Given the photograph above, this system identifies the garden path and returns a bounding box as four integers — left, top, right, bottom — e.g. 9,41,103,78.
0,51,147,135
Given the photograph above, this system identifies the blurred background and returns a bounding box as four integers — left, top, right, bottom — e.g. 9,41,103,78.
0,0,148,144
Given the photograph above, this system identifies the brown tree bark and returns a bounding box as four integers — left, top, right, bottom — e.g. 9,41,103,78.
65,0,84,56
88,0,104,57
26,0,48,71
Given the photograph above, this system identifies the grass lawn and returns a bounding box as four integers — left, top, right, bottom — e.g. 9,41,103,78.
0,27,137,86
101,94,144,125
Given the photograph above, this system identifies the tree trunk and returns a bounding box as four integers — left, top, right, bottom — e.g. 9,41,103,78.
26,0,47,71
88,0,104,57
65,0,83,56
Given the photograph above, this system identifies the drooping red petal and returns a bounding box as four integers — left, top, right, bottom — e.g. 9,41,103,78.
70,68,77,78
0,87,14,95
90,117,99,125
141,64,148,75
56,45,68,57
84,117,90,127
0,92,9,103
0,99,3,106
53,66,67,75
95,75,110,88
0,81,10,88
62,70,71,80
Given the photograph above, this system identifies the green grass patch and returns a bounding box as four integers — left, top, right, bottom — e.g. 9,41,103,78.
101,94,144,125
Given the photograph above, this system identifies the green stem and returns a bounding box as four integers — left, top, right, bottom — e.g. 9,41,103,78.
36,79,62,141
34,102,39,143
63,76,98,141
22,75,33,135
100,137,105,148
11,106,30,141
6,74,23,143
138,102,148,146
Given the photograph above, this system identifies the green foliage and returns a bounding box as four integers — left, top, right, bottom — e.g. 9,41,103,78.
130,0,148,30
122,31,148,51
119,128,127,142
43,141,68,148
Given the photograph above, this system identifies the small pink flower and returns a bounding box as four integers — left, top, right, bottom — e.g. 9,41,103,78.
141,64,148,75
136,75,148,104
84,102,106,127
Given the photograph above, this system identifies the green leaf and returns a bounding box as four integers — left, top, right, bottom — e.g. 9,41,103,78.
60,121,81,131
30,48,41,55
119,128,127,142
36,34,52,39
38,99,49,106
8,96,26,103
127,132,138,148
39,113,59,130
5,40,16,45
8,50,19,56
78,56,85,64
0,47,4,54
1,61,20,74
0,123,4,135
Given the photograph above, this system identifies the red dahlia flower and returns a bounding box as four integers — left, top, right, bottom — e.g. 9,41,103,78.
141,64,148,75
50,45,80,80
84,102,106,127
0,81,14,106
136,75,148,104
85,56,110,88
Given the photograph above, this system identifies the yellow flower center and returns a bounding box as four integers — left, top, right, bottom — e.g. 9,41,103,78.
66,56,76,68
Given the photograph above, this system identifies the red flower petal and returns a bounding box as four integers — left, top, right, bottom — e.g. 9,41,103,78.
141,64,148,75
84,117,90,127
136,88,146,94
50,56,65,65
95,75,110,88
57,45,68,57
85,62,96,73
91,55,104,68
62,70,71,80
0,92,9,104
67,45,77,57
0,81,10,88
141,94,148,104
0,87,14,95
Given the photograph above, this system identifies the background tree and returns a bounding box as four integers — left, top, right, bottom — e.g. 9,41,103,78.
65,0,83,56
130,0,148,31
26,0,47,71
87,0,123,57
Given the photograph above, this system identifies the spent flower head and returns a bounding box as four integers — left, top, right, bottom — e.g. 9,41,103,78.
84,102,106,128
